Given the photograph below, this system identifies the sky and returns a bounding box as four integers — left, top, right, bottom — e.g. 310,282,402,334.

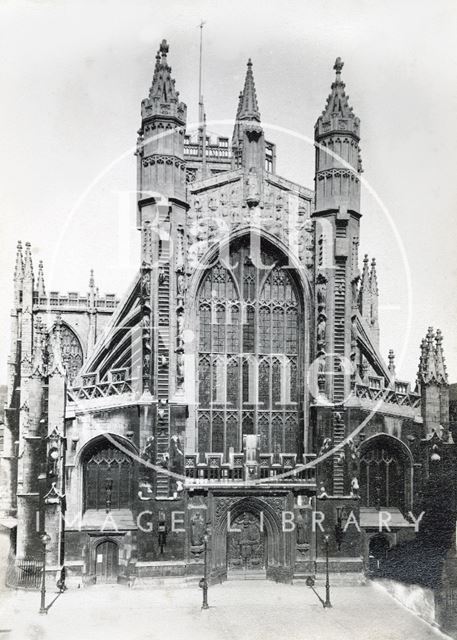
0,0,456,386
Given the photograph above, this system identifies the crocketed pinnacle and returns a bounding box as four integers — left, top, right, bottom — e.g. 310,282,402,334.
369,258,379,296
417,327,448,386
37,260,46,297
238,59,261,122
14,241,24,282
148,39,180,104
23,242,34,281
320,57,354,120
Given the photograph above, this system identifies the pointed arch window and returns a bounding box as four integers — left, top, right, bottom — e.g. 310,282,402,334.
359,437,410,511
83,437,133,512
197,238,303,460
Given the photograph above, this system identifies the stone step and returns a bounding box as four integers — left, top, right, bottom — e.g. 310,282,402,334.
294,572,367,587
130,576,201,589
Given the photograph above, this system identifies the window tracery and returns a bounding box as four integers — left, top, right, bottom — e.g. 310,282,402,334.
197,239,302,459
83,439,133,512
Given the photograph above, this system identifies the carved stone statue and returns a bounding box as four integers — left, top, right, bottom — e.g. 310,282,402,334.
296,512,308,546
190,512,205,547
350,476,360,497
176,351,185,387
317,316,326,345
316,279,326,311
141,436,155,462
141,272,151,298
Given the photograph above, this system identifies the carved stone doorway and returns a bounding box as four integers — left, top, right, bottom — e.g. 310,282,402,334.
227,511,266,579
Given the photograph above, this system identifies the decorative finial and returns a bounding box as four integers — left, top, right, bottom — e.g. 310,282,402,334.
334,57,344,75
247,58,253,67
388,349,396,375
160,39,169,56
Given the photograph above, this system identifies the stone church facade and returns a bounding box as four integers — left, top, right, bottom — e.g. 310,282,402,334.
0,40,452,585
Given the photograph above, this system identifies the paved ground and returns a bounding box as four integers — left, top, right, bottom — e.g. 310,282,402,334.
0,580,450,640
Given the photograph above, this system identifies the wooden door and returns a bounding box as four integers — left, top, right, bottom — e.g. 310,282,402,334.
95,540,118,583
227,512,265,576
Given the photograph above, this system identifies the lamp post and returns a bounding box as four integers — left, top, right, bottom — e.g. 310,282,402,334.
199,522,212,610
39,532,51,614
201,532,209,609
323,533,332,608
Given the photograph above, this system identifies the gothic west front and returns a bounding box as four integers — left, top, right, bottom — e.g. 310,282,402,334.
0,39,451,586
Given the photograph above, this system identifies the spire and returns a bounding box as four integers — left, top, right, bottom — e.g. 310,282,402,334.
238,59,261,122
142,39,187,124
231,59,265,174
435,329,448,385
23,242,34,282
36,260,46,297
149,40,177,102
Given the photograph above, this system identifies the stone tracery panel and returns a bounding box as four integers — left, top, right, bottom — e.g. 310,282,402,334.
196,238,303,460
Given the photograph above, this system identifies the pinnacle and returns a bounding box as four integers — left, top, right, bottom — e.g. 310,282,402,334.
369,257,379,295
14,240,24,278
23,241,34,280
418,326,448,386
37,259,46,297
317,56,357,126
148,39,179,104
238,58,261,122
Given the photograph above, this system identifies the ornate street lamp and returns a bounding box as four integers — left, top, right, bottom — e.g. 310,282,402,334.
323,533,332,608
39,532,51,615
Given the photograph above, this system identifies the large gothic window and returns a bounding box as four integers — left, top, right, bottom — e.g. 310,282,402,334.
359,436,410,511
83,437,133,512
197,238,302,460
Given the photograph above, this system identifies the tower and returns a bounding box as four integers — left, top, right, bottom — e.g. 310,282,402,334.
136,40,188,497
313,58,363,496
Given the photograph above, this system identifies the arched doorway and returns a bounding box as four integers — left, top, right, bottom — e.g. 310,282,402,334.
212,497,289,583
95,540,119,583
368,534,390,574
227,511,266,578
